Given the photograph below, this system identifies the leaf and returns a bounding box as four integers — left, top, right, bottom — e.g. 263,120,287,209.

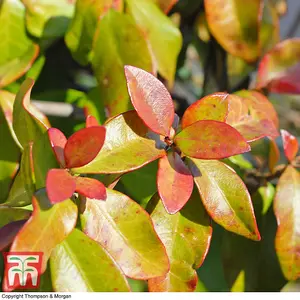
4,189,77,281
151,0,178,13
126,0,182,85
157,152,193,214
257,183,275,215
120,160,158,207
281,130,299,162
12,78,50,148
228,91,279,142
91,10,153,117
0,0,39,88
64,126,106,169
48,128,67,168
22,0,75,39
0,220,27,251
65,0,123,65
175,120,250,159
181,93,229,129
204,0,261,62
147,191,212,292
269,138,280,172
0,97,20,203
274,166,300,280
0,207,31,228
46,169,76,204
125,66,174,136
50,228,130,292
257,38,300,93
81,189,169,279
74,177,106,200
188,158,261,241
32,131,61,189
72,111,166,174
4,143,35,207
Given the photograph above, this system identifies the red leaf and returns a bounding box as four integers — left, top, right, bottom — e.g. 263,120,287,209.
281,129,299,162
124,65,174,137
181,93,229,129
48,128,67,168
269,138,280,172
257,38,300,94
157,152,194,214
86,115,99,128
64,126,106,168
46,169,76,204
174,120,251,159
75,177,107,200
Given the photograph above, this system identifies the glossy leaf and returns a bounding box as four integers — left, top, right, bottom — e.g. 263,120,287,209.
91,9,153,116
33,131,61,189
3,189,77,289
46,169,76,204
157,152,193,214
0,207,31,228
86,115,99,128
181,93,229,129
0,97,20,203
81,189,169,279
274,166,300,280
22,0,75,38
188,158,261,241
257,38,300,93
175,120,250,159
13,79,49,148
48,128,67,168
0,220,26,251
64,126,106,168
152,0,178,13
147,191,212,292
4,143,35,207
0,0,39,88
65,0,123,65
204,0,261,62
126,0,182,85
50,229,130,292
72,111,166,174
75,177,106,200
125,65,174,136
227,91,278,142
281,130,299,162
269,138,280,172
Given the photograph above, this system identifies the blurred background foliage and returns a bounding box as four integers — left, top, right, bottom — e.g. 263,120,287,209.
0,0,300,292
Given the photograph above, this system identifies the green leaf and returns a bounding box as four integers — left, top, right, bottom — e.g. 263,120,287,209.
22,0,75,39
65,0,123,65
147,190,212,292
4,143,35,207
0,207,31,228
274,166,300,281
188,158,261,241
72,111,166,174
126,0,182,85
0,95,20,203
281,280,300,292
81,189,169,279
257,183,275,215
91,10,153,116
13,78,50,149
5,189,77,277
257,38,300,94
0,0,39,88
204,0,260,62
120,160,158,207
50,228,130,292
